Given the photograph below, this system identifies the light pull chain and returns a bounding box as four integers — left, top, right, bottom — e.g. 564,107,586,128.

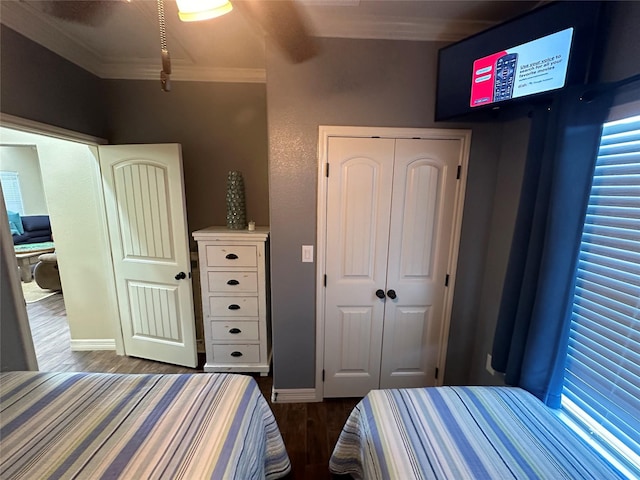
157,0,171,91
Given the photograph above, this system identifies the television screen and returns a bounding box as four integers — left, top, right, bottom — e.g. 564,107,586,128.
436,2,603,121
470,28,574,108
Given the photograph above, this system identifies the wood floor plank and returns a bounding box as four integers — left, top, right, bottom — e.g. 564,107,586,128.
307,401,330,466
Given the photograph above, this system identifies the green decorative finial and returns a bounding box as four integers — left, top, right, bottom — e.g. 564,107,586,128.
226,171,247,230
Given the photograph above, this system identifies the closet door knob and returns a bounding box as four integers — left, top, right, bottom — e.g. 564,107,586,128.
386,289,397,300
225,253,238,260
375,289,386,299
175,271,186,280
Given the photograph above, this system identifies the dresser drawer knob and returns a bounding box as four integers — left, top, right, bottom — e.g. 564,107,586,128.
225,253,238,260
229,328,241,334
227,279,240,285
230,351,243,357
228,304,241,310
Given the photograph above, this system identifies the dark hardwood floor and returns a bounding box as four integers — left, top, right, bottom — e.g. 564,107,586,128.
26,292,360,480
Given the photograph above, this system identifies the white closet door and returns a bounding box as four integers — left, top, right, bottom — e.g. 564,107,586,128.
323,137,395,398
379,138,462,389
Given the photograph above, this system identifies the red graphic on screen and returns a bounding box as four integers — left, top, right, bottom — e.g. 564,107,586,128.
470,51,507,107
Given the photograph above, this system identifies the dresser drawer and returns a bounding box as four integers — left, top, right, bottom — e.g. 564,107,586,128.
211,321,259,341
205,245,257,267
209,296,259,317
211,344,260,363
207,272,258,294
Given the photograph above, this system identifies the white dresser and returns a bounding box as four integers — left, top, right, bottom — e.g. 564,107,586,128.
192,227,270,375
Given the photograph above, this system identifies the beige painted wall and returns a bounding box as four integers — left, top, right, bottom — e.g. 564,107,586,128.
0,126,119,343
0,145,48,215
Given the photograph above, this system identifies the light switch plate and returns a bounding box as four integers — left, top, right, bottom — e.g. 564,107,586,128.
302,245,314,263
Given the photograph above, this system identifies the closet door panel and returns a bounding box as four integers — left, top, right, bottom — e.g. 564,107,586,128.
380,138,462,388
398,162,440,277
379,306,440,389
323,137,395,398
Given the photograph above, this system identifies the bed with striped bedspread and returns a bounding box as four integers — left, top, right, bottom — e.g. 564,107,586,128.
329,386,623,479
0,371,290,479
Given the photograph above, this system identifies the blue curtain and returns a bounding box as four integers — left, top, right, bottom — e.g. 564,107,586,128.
492,86,613,408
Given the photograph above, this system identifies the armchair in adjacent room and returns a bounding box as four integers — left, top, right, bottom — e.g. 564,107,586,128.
33,253,61,291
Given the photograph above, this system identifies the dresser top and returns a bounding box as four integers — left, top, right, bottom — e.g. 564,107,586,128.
192,226,269,241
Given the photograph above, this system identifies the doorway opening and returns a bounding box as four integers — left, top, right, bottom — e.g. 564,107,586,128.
1,115,199,372
0,144,70,367
0,119,122,371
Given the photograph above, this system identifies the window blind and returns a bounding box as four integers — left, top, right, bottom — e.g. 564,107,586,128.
563,114,640,474
0,171,25,215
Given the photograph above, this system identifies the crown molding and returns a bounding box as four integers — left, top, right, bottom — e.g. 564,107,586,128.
308,13,495,42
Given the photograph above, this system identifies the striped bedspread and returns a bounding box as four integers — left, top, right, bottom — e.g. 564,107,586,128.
329,386,622,479
0,371,290,479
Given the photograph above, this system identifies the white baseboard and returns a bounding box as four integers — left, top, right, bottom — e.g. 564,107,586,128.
70,339,116,351
271,387,319,403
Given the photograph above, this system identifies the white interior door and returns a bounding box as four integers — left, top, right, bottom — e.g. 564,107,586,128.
379,138,462,389
323,137,395,397
99,144,197,368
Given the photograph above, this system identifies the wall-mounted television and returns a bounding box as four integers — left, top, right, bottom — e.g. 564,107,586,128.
435,1,604,121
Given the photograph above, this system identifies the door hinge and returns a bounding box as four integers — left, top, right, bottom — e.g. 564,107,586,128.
326,163,330,177
322,369,325,381
435,367,439,379
445,274,450,287
457,165,461,179
324,274,327,287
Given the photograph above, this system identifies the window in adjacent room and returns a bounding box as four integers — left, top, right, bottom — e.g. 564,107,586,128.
561,111,640,478
0,171,25,215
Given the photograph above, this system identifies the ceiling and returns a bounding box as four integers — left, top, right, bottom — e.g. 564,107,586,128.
0,0,539,83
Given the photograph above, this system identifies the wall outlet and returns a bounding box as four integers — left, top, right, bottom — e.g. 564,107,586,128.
302,245,314,263
486,353,496,376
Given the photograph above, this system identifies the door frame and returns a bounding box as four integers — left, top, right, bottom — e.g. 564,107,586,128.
315,125,471,400
0,112,125,356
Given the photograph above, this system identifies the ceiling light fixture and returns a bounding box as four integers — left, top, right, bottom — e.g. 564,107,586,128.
176,0,233,22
